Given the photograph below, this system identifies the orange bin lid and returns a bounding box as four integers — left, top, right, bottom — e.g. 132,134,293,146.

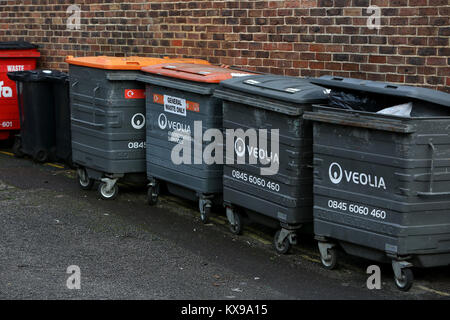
65,56,210,70
141,63,254,83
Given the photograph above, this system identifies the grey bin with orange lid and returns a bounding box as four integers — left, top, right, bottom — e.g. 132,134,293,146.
213,75,329,254
136,63,254,222
66,56,210,200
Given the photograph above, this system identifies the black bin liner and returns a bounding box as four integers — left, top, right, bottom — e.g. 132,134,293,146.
328,90,403,113
314,76,450,117
0,41,38,50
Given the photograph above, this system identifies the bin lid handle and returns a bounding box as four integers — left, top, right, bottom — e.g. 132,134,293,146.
161,65,211,76
126,61,140,66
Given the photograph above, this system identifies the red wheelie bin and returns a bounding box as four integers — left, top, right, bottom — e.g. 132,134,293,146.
0,42,40,142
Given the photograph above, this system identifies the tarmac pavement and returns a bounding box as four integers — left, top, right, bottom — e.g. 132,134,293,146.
0,150,449,300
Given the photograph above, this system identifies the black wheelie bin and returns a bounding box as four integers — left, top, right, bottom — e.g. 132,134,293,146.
53,73,73,166
66,56,209,200
7,70,68,162
303,76,450,291
213,75,329,254
136,63,254,223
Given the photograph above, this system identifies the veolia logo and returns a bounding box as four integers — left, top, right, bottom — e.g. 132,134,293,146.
329,162,343,184
158,113,168,130
131,113,145,130
234,138,246,157
157,113,191,133
233,137,280,164
328,162,387,190
0,81,13,98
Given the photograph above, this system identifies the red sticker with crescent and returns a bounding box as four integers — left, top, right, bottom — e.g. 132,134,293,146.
187,101,200,112
153,93,164,104
125,89,146,99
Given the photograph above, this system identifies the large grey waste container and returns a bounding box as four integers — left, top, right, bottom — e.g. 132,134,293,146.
66,56,209,200
303,76,450,291
213,75,329,254
137,63,253,223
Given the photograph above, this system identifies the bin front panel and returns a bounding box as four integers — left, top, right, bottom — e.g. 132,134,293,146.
222,98,314,225
145,82,223,193
311,107,450,260
0,57,38,134
16,81,55,156
69,65,146,174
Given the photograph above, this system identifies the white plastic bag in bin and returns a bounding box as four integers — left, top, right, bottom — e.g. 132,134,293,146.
377,102,412,117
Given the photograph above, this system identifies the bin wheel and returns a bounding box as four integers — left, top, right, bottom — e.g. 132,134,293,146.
12,137,24,158
77,168,94,190
34,150,48,163
394,268,414,292
273,230,291,255
229,211,242,235
147,186,159,206
98,182,119,200
200,204,211,224
320,247,338,270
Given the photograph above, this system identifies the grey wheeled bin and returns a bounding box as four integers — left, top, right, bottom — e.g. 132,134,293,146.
136,63,253,223
303,76,450,291
213,75,329,254
66,56,209,200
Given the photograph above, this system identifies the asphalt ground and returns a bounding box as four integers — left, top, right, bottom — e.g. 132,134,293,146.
0,149,449,300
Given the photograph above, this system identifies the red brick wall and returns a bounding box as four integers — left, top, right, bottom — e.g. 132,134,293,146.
1,0,449,92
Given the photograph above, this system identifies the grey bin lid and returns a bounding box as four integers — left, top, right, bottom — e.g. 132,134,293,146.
311,76,450,108
219,75,329,104
0,41,38,50
8,69,68,83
